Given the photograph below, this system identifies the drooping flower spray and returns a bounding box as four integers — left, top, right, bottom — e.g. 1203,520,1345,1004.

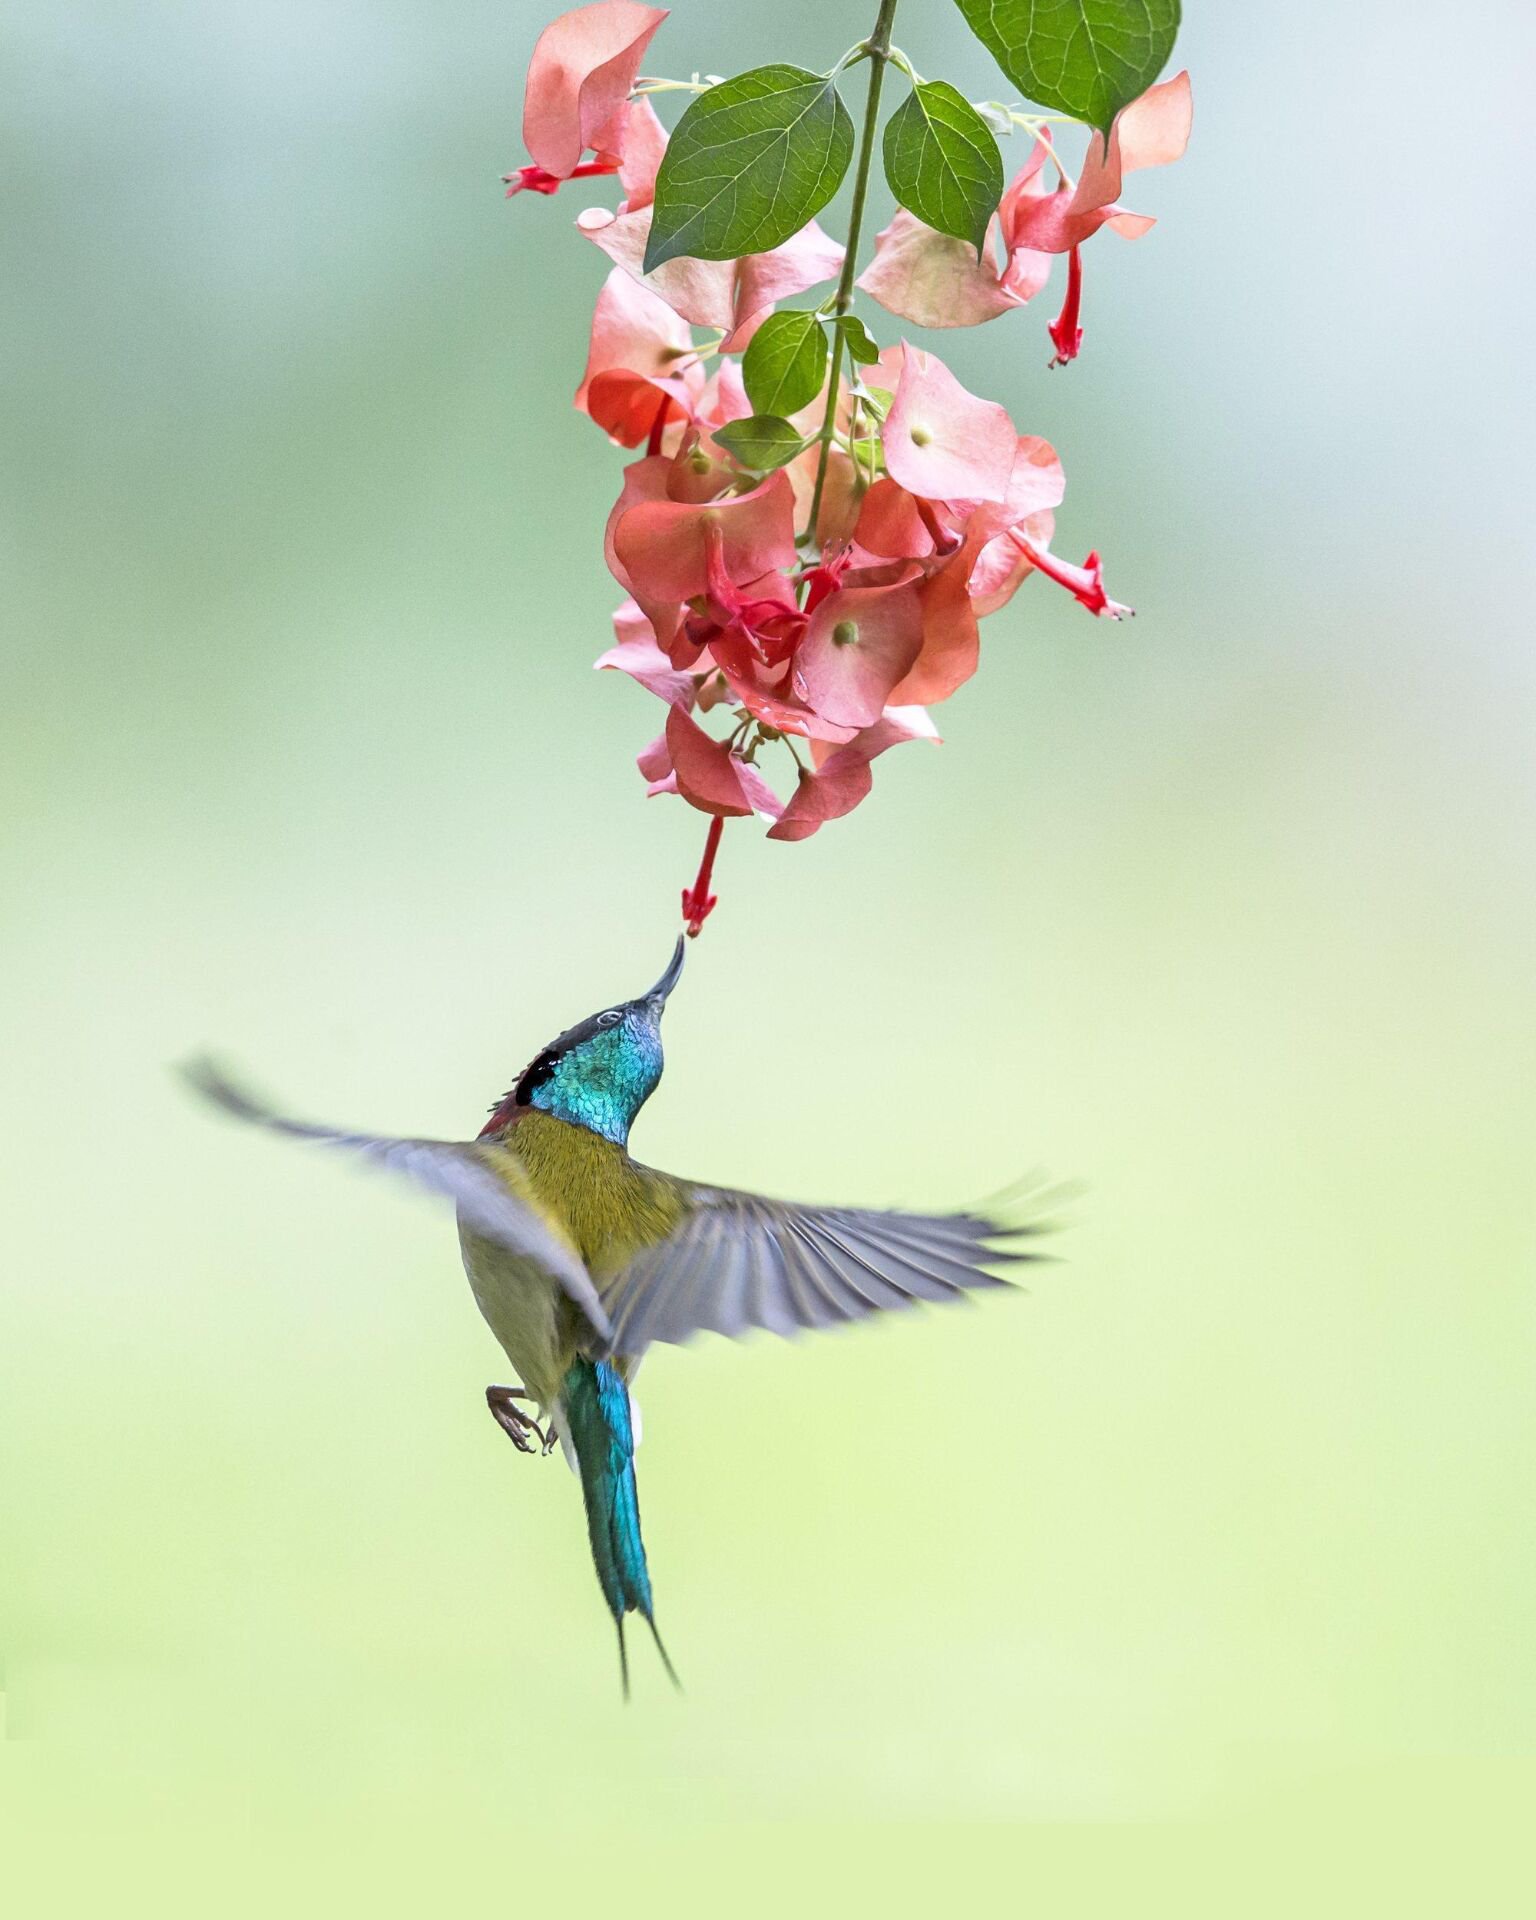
505,0,1191,932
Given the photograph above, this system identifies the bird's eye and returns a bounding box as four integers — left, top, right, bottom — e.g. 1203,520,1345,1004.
597,1009,623,1027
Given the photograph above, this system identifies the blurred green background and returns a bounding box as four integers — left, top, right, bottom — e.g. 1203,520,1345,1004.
3,1,1533,1911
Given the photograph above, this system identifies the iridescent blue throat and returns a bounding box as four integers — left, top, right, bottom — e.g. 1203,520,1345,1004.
527,1015,663,1147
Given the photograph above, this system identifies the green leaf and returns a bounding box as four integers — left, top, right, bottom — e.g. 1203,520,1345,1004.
644,65,855,270
951,0,1180,136
742,310,829,418
713,415,810,472
836,315,881,365
882,80,1003,258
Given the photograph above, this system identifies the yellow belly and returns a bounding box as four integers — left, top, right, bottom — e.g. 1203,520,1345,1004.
458,1227,573,1413
457,1110,686,1413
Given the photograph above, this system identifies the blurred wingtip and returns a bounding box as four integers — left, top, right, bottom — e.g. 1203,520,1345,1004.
176,1056,301,1139
176,1052,258,1119
972,1168,1083,1214
966,1171,1082,1249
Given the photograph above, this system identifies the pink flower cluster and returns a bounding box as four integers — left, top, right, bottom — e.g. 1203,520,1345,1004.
595,339,1097,843
506,3,1190,903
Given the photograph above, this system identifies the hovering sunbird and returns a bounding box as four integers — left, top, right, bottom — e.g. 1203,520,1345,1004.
187,938,1045,1692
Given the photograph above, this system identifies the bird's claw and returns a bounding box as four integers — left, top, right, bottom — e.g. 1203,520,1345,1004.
486,1384,549,1456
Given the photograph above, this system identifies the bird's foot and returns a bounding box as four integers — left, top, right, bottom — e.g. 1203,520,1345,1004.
485,1384,549,1455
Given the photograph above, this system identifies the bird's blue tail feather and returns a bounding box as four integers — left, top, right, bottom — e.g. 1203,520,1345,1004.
561,1356,678,1695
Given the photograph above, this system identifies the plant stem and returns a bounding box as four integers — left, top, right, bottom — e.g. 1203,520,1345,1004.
805,0,899,551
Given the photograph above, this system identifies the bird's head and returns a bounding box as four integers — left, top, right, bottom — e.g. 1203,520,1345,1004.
490,936,686,1147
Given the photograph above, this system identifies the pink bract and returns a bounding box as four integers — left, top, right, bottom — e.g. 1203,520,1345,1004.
578,206,844,351
596,608,697,707
576,267,700,445
663,708,784,819
612,471,797,605
767,711,939,842
883,348,1017,504
521,2,669,182
1001,70,1195,255
792,578,925,730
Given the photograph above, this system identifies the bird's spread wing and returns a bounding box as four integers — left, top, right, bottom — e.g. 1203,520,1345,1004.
183,1057,613,1340
594,1179,1052,1356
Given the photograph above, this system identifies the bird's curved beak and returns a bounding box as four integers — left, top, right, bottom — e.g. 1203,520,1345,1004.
645,934,686,1009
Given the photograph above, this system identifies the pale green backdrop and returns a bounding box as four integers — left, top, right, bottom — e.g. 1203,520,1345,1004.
3,1,1533,1912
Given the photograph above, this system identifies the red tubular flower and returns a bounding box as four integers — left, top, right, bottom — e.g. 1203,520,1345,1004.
680,814,724,934
505,158,621,198
1008,532,1132,619
1047,245,1084,368
699,530,804,663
